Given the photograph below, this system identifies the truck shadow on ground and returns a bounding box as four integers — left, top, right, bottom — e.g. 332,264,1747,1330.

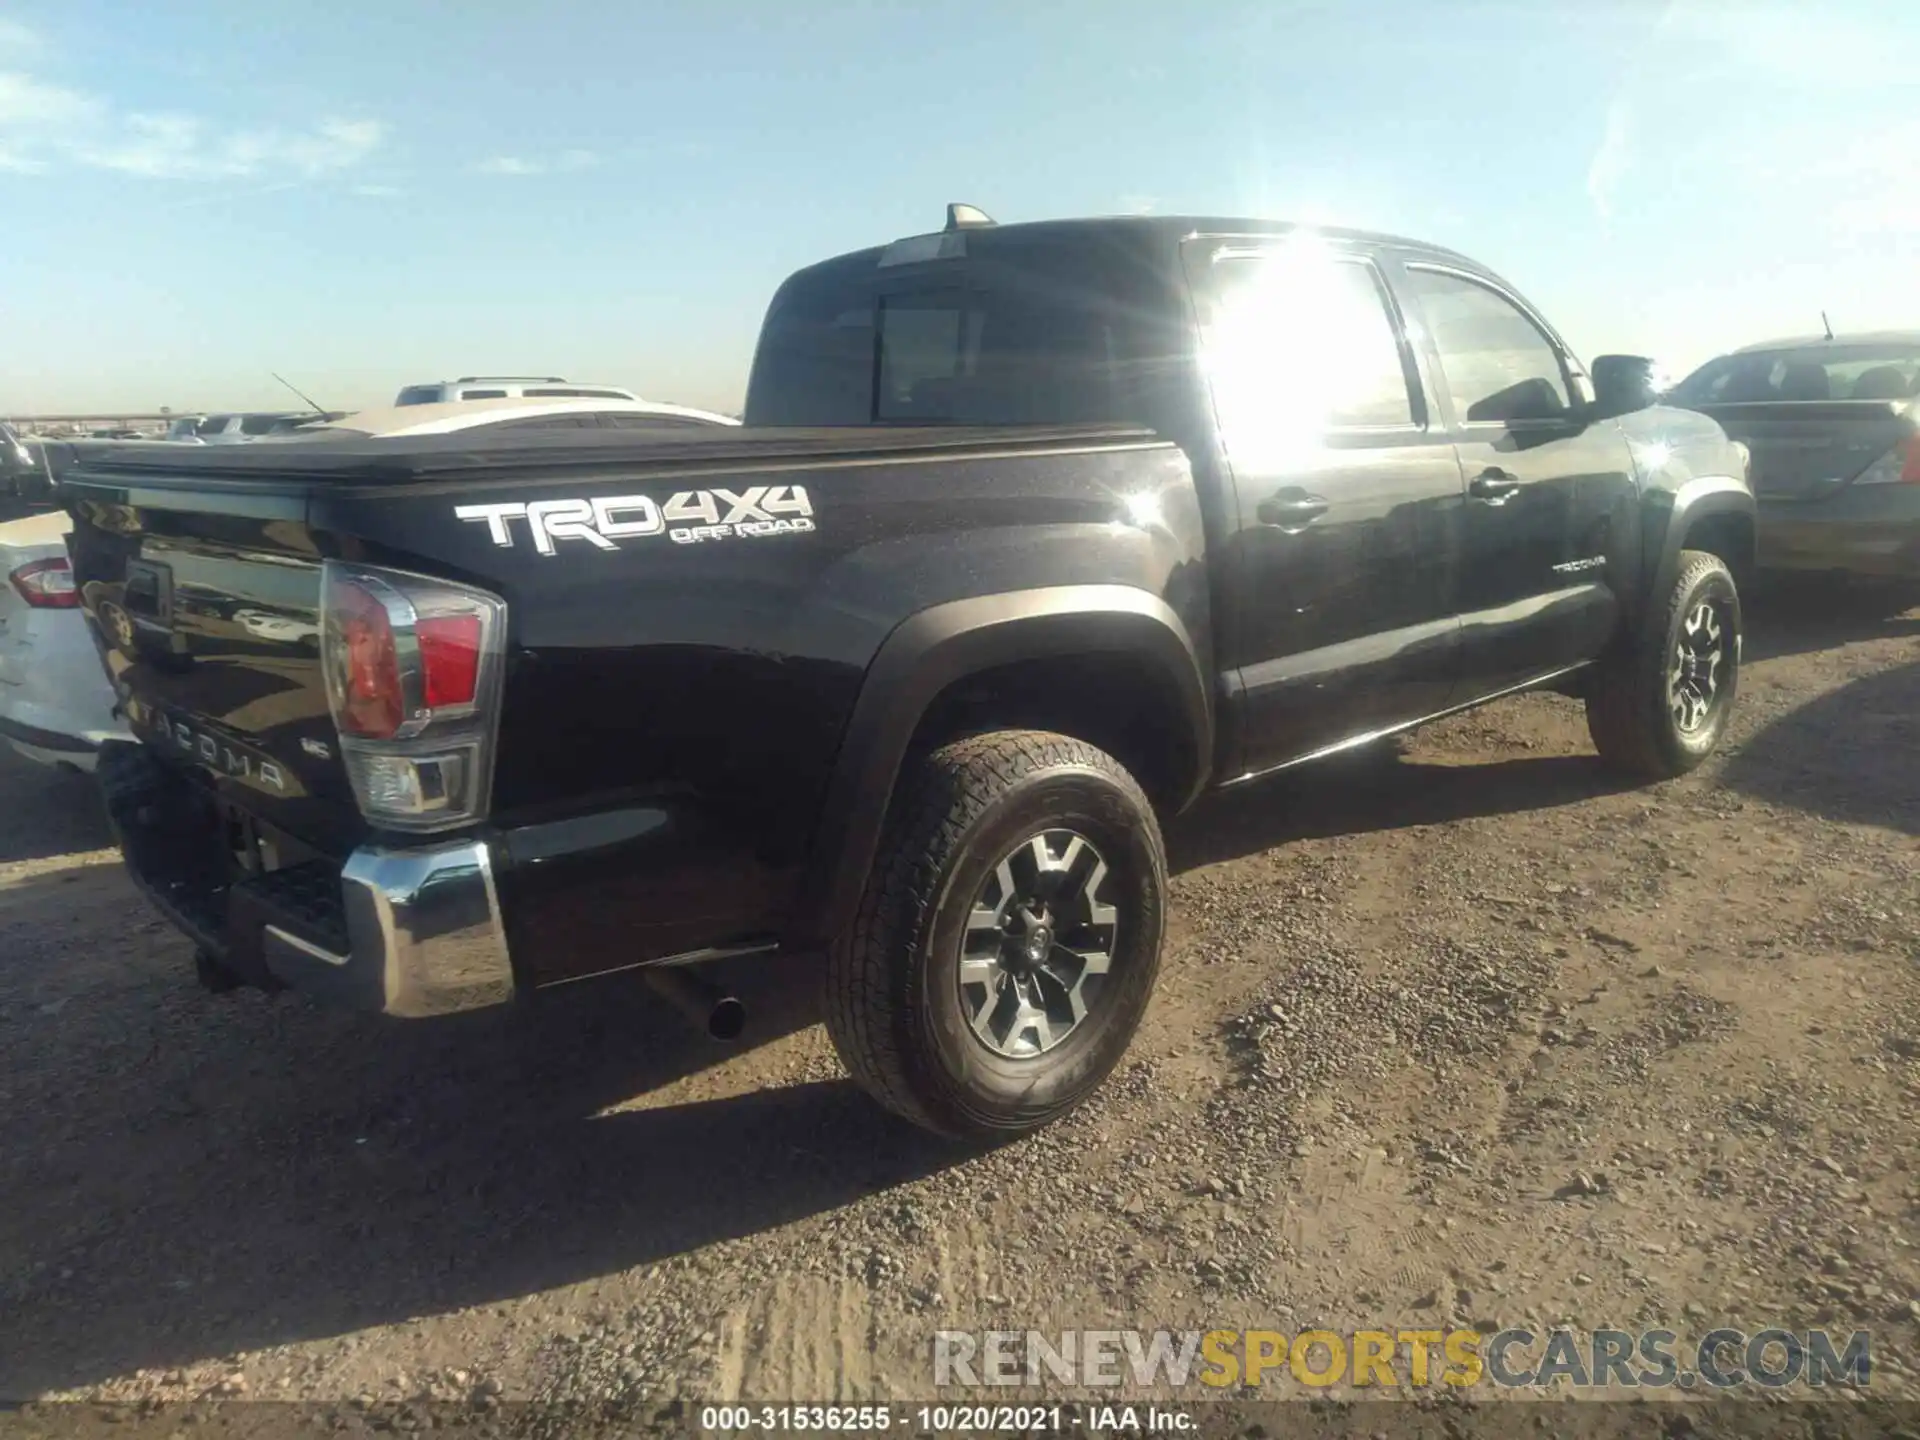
4,602,1912,1398
1170,589,1919,871
1719,657,1919,835
1168,748,1627,874
0,921,967,1399
0,749,114,863
1742,579,1919,663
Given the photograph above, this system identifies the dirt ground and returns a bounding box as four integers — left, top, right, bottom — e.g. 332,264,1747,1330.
1,586,1915,1414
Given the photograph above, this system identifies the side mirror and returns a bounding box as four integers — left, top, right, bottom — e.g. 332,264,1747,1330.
1591,354,1660,417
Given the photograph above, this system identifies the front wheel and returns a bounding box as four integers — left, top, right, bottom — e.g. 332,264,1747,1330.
823,730,1168,1140
1586,549,1742,778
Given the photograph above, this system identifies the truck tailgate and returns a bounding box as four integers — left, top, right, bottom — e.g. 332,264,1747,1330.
62,483,363,856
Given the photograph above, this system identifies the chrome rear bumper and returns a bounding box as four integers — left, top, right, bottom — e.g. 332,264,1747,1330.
100,741,515,1018
263,841,514,1017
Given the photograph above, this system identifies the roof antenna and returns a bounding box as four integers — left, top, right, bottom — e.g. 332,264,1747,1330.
945,203,996,232
1820,310,1834,342
271,371,329,416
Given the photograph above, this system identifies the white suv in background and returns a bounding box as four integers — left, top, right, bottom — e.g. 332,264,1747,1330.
393,376,640,406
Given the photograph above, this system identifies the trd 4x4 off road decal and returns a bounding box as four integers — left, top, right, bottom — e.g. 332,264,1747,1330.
455,486,814,554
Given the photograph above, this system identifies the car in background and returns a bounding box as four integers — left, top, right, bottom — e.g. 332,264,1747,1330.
271,394,740,439
0,511,128,771
1667,332,1919,590
392,376,641,406
2,423,33,495
170,412,338,444
0,425,60,517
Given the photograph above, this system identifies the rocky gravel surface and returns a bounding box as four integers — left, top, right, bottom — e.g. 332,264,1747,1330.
1,585,1915,1420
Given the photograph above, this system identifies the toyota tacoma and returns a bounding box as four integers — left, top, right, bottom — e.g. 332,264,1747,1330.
62,208,1755,1138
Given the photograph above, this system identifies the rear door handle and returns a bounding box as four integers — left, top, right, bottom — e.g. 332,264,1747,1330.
1468,468,1523,504
1257,491,1330,528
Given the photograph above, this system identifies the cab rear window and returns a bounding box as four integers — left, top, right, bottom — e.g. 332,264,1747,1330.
744,235,1177,428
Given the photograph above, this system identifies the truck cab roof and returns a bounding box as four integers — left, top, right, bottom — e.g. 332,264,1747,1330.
789,213,1487,280
745,212,1502,430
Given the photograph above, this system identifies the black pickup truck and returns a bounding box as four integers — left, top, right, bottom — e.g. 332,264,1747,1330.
61,209,1755,1138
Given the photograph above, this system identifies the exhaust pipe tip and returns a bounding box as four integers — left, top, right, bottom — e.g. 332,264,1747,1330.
645,966,748,1043
707,996,747,1042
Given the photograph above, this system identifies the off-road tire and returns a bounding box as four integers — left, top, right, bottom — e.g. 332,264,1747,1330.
824,730,1168,1140
1586,549,1741,778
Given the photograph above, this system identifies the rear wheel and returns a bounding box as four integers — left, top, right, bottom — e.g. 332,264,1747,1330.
1587,549,1741,778
823,730,1167,1139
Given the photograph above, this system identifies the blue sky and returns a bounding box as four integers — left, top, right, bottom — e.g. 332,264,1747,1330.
3,0,1916,417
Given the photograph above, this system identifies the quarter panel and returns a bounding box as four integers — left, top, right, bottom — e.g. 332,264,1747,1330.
308,436,1211,975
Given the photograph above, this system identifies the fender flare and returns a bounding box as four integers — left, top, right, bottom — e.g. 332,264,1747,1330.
786,584,1212,949
1643,475,1755,617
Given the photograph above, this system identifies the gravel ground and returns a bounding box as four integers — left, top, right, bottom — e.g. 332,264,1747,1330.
1,585,1915,1416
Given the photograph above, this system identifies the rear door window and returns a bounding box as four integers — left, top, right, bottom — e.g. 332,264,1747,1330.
1199,248,1420,436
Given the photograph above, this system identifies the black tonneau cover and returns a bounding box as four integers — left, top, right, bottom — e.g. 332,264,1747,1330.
62,423,1162,487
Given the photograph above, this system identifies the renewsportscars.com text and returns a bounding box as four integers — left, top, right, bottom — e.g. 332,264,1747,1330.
932,1327,1873,1391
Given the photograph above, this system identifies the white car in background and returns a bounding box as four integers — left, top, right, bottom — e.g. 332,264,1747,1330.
166,412,333,444
0,512,128,771
275,394,740,439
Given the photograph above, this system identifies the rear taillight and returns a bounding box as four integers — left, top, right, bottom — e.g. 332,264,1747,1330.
320,562,505,833
1856,431,1920,485
8,557,79,608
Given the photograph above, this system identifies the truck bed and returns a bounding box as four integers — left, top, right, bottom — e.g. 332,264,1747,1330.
64,423,1160,484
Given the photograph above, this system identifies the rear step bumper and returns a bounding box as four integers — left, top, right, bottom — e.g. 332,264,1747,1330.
98,741,514,1017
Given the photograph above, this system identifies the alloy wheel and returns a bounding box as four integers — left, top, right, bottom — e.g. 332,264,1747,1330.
959,829,1119,1058
1668,599,1728,735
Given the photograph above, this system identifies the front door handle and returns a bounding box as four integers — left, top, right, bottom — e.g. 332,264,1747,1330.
1469,468,1523,504
1257,491,1330,528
